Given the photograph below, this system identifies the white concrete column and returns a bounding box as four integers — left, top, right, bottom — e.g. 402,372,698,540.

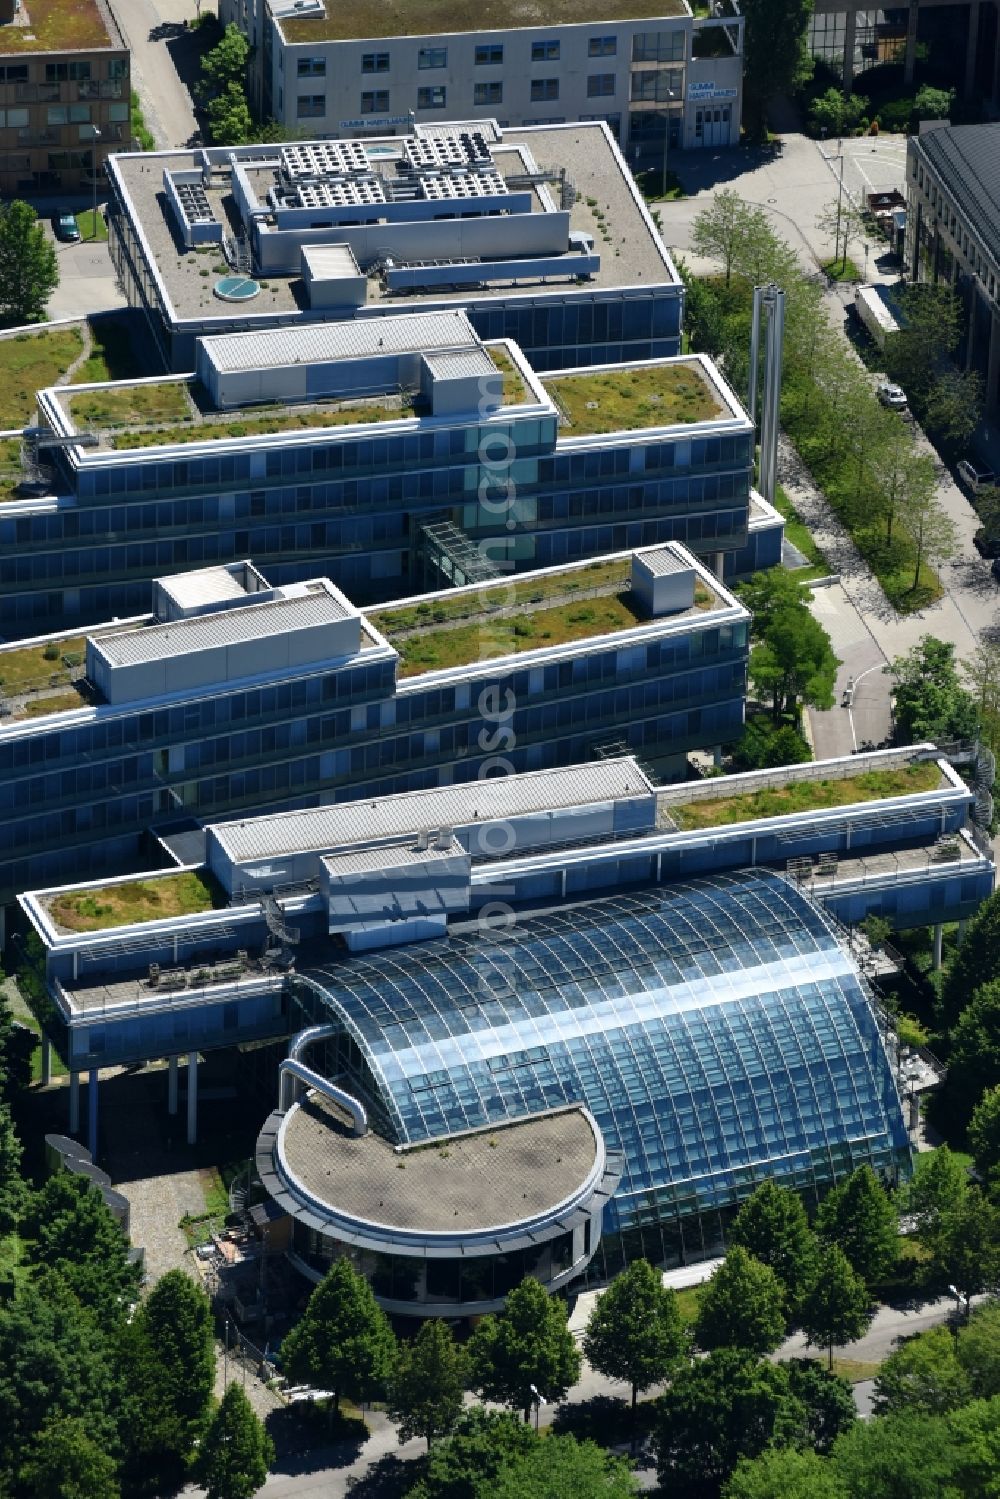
187,1051,198,1146
40,1035,52,1086
712,551,726,581
168,1055,179,1116
88,1067,99,1160
69,1070,80,1134
933,922,944,970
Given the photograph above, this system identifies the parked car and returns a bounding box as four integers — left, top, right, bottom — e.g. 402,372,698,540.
958,458,997,495
51,210,80,243
974,527,1000,559
877,380,908,411
991,556,1000,583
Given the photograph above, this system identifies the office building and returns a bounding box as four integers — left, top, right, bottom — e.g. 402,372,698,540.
0,540,750,911
810,0,1000,103
22,744,979,1310
106,121,685,374
0,0,130,198
1,307,776,638
219,0,743,160
905,121,1000,421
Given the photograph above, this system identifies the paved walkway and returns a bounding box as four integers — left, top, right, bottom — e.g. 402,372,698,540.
107,0,209,149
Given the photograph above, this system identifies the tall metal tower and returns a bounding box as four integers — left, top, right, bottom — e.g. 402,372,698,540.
747,283,785,505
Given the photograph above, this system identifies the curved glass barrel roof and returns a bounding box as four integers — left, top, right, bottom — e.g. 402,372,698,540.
302,869,909,1235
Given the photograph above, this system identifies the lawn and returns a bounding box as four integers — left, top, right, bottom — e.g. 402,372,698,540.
14,688,88,719
75,207,108,243
0,0,111,49
107,392,420,449
545,364,722,435
47,870,220,933
634,167,686,202
72,318,143,384
772,482,828,572
0,436,22,504
0,635,87,697
0,327,84,429
67,380,192,429
669,761,943,830
486,343,531,406
369,559,632,634
823,256,862,284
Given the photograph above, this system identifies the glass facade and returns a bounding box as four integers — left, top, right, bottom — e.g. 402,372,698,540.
301,869,911,1273
0,412,752,636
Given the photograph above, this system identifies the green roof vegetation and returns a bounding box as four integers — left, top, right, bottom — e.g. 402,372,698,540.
0,437,23,505
0,0,113,51
280,0,685,41
370,558,715,677
67,381,192,429
72,317,144,385
0,326,84,429
544,362,724,435
96,389,422,450
14,687,87,719
47,871,221,933
0,635,87,700
669,761,945,831
485,344,531,407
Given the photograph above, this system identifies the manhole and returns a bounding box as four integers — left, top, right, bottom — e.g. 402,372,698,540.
214,275,260,302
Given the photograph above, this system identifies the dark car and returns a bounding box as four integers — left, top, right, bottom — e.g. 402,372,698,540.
51,211,80,243
991,557,1000,583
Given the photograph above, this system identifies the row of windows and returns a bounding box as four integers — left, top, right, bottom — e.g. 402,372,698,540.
356,36,620,73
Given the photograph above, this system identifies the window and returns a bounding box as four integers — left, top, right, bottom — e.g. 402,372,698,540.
46,61,92,82
47,105,68,125
474,81,503,105
418,85,447,108
530,78,559,101
630,68,682,102
633,30,685,61
296,94,325,118
297,57,326,76
418,47,448,68
0,64,27,83
109,102,129,121
589,35,617,56
109,58,128,79
475,44,503,64
361,90,389,112
588,73,615,96
69,103,92,122
5,107,27,128
361,52,390,72
531,40,560,61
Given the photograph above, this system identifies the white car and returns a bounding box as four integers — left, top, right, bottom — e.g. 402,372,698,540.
877,381,908,411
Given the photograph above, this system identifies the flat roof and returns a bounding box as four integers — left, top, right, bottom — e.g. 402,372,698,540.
107,125,676,327
93,589,350,669
543,360,728,434
639,545,693,577
211,756,652,863
322,837,466,877
0,0,117,53
280,1096,599,1234
277,0,688,43
201,309,478,375
159,567,248,611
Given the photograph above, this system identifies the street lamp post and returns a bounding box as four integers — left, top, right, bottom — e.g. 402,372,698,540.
90,125,102,239
529,1383,547,1433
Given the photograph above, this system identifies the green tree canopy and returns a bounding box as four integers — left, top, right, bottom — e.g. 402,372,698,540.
968,1086,1000,1187
808,87,869,139
929,1187,1000,1304
691,191,771,286
830,1407,964,1499
0,1101,23,1234
946,1394,1000,1496
207,82,253,146
798,1243,874,1369
114,1313,194,1496
780,1358,856,1454
583,1259,688,1410
955,1301,1000,1398
386,1318,468,1449
903,1146,970,1256
887,636,980,748
137,1268,215,1435
694,1246,787,1356
945,979,1000,1122
728,1181,819,1315
194,1382,275,1499
741,0,815,139
468,1276,581,1422
656,1349,806,1498
199,22,250,91
872,1325,972,1416
18,1415,120,1499
408,1408,536,1499
27,1173,141,1322
725,1446,848,1499
815,1165,897,1285
281,1257,396,1414
492,1433,637,1498
943,892,1000,1025
750,604,838,723
0,200,58,325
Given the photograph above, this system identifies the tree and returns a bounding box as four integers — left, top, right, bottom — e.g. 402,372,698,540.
741,0,815,138
0,1101,23,1234
913,84,954,120
955,1301,1000,1398
944,979,1000,1120
0,200,59,325
386,1319,468,1449
946,1395,1000,1496
942,893,1000,1025
808,88,869,140
907,480,956,594
468,1276,581,1422
903,1146,970,1258
18,1415,120,1499
872,1325,972,1416
798,1244,874,1369
816,196,866,272
968,1085,1000,1186
731,717,812,771
27,1172,141,1322
887,636,979,749
409,1408,536,1499
199,22,250,93
728,1182,819,1316
583,1259,688,1411
749,605,838,722
830,1409,963,1499
138,1268,215,1435
737,568,811,637
725,1446,848,1499
694,1247,787,1356
885,285,965,406
691,191,770,286
780,1358,856,1454
656,1349,806,1499
115,1314,194,1495
871,421,925,546
815,1166,898,1285
963,636,1000,748
206,82,253,146
194,1383,275,1499
492,1434,638,1498
922,368,982,453
281,1257,396,1415
929,1187,1000,1305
